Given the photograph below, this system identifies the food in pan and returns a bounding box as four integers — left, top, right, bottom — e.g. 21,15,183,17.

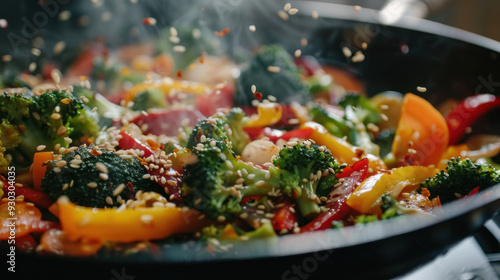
2,22,500,258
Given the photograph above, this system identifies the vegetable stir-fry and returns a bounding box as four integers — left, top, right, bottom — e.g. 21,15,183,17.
1,26,500,258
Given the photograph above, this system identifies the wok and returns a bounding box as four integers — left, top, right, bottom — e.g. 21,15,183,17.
6,1,500,279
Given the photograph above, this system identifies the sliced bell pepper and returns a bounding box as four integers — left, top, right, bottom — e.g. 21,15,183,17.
244,102,283,128
0,200,58,239
346,166,439,214
118,131,154,158
124,78,212,103
56,196,210,242
32,151,54,191
446,94,500,145
392,93,449,167
40,229,103,256
271,199,298,231
438,144,469,169
302,121,387,173
301,158,369,232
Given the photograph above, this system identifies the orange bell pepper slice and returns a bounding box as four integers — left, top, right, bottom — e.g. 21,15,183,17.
56,196,210,242
392,93,449,166
346,166,439,214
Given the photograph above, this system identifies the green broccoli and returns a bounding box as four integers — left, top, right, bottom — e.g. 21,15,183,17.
181,138,301,220
72,85,127,128
235,45,310,106
130,89,168,111
272,141,343,218
309,93,381,156
41,146,163,208
380,194,406,220
187,107,250,155
420,158,500,203
0,90,100,172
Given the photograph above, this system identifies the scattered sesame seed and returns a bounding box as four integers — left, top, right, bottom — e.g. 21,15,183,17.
351,51,365,63
167,180,177,187
217,215,226,222
278,10,289,20
255,180,266,187
417,86,427,92
53,41,66,55
0,19,7,28
59,10,71,21
64,137,72,144
113,184,125,197
294,49,302,58
141,214,154,225
173,45,186,53
267,66,281,73
301,38,308,46
249,25,256,32
87,182,98,188
312,11,319,19
251,85,256,94
380,104,389,110
2,55,11,62
380,113,389,121
62,183,69,191
36,145,46,151
288,8,299,15
169,36,180,44
51,113,61,120
353,5,362,11
192,28,201,38
284,3,291,11
362,42,368,49
29,62,36,72
106,196,113,205
99,173,109,180
342,46,352,58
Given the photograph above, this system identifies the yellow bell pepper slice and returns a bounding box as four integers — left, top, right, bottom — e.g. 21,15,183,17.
438,144,469,169
245,102,283,128
392,93,449,166
57,196,210,242
302,121,387,174
124,78,212,103
346,166,439,214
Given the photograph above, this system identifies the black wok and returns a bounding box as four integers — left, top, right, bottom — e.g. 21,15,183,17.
6,1,500,279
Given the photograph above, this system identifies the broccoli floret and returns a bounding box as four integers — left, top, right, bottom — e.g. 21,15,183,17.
272,141,343,218
0,119,22,173
355,215,378,224
420,158,500,203
182,139,301,220
187,108,250,155
316,173,339,198
41,146,163,208
130,89,168,111
72,85,127,128
235,45,310,106
338,94,381,126
380,194,406,220
0,90,100,169
309,94,381,156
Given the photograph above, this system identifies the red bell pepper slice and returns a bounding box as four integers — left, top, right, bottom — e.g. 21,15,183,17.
271,199,298,231
464,187,480,198
118,131,154,158
1,176,52,208
446,94,500,145
301,158,369,232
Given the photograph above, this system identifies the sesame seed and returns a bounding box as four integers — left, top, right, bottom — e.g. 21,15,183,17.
417,86,427,93
87,182,98,188
312,11,319,19
267,66,281,73
256,210,265,215
301,38,308,46
142,174,151,179
62,183,69,191
247,174,256,180
36,145,46,151
353,5,362,11
53,41,66,55
142,17,157,25
380,104,389,110
351,51,365,63
2,55,11,62
249,25,256,32
113,184,125,196
362,42,368,49
141,214,154,225
170,27,178,37
217,216,226,222
240,236,250,241
380,113,389,121
69,164,80,169
265,172,271,181
288,8,299,15
56,160,67,168
342,46,352,58
64,137,72,144
367,123,380,133
200,135,207,142
284,3,291,11
99,173,109,180
239,212,248,219
96,162,108,173
173,45,186,53
192,28,201,38
167,180,177,187
225,160,234,169
255,180,266,187
278,10,289,20
29,62,36,72
58,10,71,21
294,49,302,58
51,113,61,120
106,196,113,205
251,85,256,94
194,197,203,206
0,19,7,28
